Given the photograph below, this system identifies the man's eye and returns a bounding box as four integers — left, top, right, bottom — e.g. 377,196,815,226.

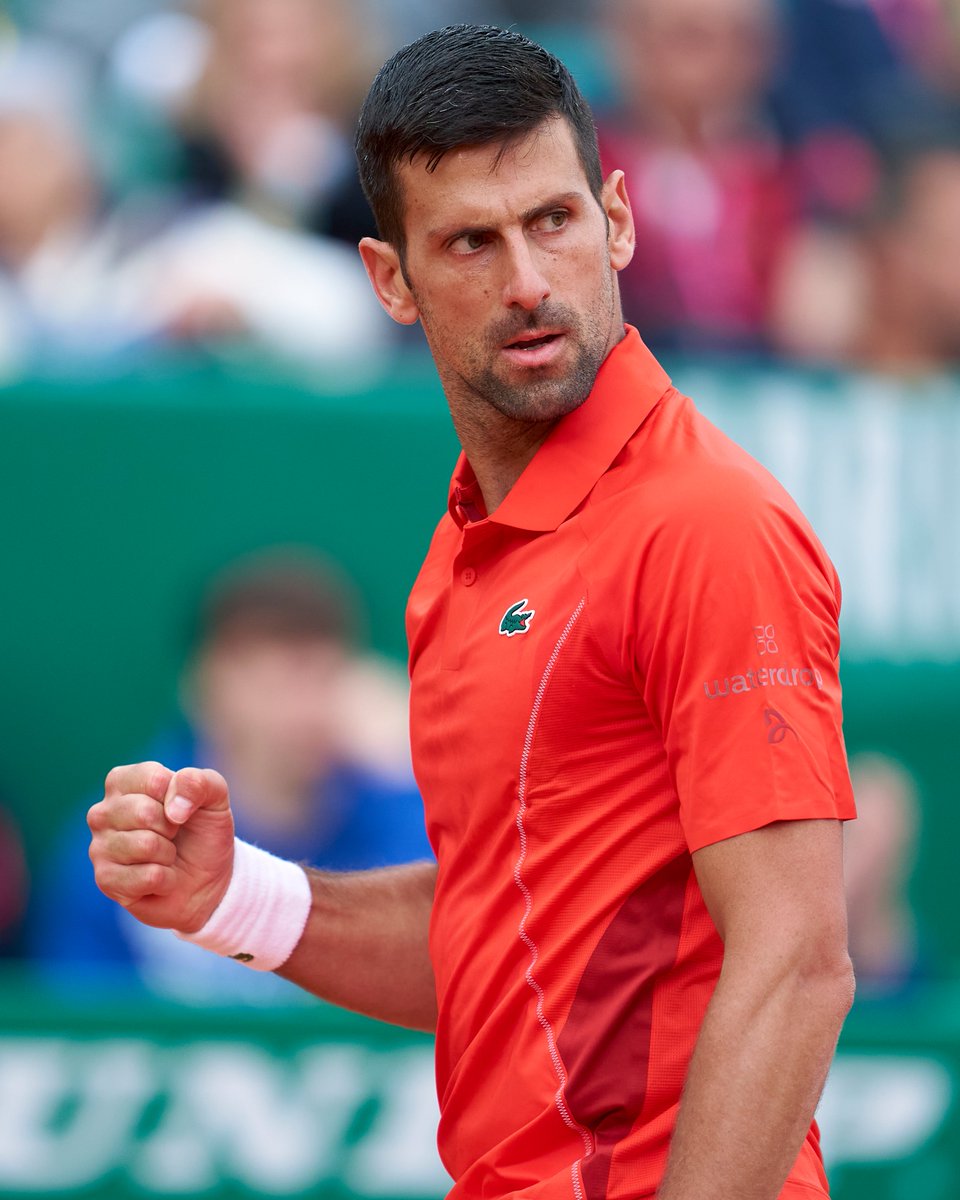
453,232,488,252
536,211,568,232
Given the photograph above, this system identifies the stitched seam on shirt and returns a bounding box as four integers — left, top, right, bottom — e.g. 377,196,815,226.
512,596,592,1198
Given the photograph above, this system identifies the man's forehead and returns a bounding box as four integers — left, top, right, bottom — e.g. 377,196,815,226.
395,118,589,223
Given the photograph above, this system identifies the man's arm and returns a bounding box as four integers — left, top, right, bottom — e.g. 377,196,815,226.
278,862,437,1030
88,762,437,1031
658,818,854,1200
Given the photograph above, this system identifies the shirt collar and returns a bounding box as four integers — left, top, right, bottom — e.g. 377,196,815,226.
447,326,671,532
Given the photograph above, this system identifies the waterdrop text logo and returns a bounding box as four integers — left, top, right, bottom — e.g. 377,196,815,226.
703,665,824,699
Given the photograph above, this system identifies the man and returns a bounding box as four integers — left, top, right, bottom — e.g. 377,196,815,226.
88,25,856,1200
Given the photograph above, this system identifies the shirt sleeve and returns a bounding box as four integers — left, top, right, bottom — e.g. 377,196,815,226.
629,464,856,853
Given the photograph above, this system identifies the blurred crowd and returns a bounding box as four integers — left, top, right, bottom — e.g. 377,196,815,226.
0,0,958,379
600,0,960,368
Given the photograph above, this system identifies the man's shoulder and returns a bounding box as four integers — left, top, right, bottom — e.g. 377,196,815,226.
597,387,804,533
578,387,840,609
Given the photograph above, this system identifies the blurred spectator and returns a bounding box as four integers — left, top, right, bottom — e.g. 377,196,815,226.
770,1,960,230
0,25,392,379
844,753,925,998
597,0,797,355
0,29,101,373
773,0,906,152
773,138,960,370
0,801,28,958
0,103,141,368
29,549,431,1001
104,196,394,374
851,140,960,372
774,0,960,146
110,0,382,246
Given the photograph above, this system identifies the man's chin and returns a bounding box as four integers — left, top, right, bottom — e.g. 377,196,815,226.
483,376,592,425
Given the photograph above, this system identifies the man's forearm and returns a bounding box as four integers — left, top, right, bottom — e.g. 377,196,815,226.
277,861,438,1031
658,955,854,1200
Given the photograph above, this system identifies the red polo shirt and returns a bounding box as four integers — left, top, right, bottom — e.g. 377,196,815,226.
407,327,855,1200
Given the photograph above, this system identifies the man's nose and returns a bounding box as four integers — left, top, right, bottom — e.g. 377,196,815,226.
501,235,551,310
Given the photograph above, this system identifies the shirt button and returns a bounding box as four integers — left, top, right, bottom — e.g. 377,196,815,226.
461,567,477,586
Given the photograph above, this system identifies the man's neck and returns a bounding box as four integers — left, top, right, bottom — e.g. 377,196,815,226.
448,401,558,515
434,322,625,514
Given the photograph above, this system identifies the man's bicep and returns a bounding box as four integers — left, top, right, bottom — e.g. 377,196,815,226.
691,819,848,962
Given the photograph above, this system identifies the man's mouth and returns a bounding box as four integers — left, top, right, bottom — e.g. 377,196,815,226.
505,331,562,351
500,329,567,371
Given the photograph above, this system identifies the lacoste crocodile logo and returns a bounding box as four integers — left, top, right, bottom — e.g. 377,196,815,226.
499,599,536,637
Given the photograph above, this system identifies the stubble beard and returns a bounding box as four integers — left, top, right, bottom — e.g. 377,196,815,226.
464,315,608,424
419,279,618,427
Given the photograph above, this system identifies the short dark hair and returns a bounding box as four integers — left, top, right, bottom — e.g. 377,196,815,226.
195,549,362,652
355,24,604,254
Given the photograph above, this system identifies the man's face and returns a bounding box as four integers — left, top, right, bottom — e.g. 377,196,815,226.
608,0,774,124
388,118,633,426
197,635,350,781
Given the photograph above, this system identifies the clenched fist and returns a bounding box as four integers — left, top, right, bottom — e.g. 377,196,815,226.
87,762,236,933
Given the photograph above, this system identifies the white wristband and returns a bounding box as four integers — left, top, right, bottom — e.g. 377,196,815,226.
175,839,312,971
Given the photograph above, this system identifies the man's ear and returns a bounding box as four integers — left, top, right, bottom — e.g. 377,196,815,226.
358,238,420,325
601,170,636,273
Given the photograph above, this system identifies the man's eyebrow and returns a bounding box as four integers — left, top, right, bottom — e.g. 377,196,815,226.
428,191,587,245
519,191,583,224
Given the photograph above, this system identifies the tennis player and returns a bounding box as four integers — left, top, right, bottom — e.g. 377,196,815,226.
89,25,856,1200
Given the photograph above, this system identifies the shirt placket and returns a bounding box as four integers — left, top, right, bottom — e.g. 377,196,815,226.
441,521,502,670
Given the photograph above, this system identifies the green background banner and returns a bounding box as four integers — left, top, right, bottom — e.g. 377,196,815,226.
0,974,957,1200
